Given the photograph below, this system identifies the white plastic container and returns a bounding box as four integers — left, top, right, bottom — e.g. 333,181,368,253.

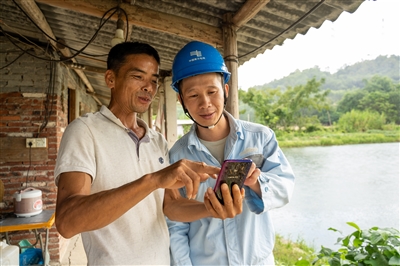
0,240,19,266
13,187,43,217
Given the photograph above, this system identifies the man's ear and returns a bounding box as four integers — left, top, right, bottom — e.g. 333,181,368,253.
224,83,229,98
105,70,115,89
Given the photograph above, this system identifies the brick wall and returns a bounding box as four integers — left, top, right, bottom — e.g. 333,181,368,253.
0,36,98,263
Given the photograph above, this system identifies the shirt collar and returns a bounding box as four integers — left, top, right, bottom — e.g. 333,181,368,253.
99,105,155,140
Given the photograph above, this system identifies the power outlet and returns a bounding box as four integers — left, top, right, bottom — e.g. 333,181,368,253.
26,138,47,148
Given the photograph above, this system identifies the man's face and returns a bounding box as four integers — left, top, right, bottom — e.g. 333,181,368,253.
180,72,227,127
108,54,159,114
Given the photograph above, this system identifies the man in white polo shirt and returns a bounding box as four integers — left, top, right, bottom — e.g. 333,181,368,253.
54,42,242,265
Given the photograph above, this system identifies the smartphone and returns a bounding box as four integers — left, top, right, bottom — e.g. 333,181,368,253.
213,159,252,204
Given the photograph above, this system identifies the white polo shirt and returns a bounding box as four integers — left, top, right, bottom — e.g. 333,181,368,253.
55,106,170,265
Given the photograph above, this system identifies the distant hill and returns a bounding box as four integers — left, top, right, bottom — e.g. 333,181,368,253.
254,55,399,92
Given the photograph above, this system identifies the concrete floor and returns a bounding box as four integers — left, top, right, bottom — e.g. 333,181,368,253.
60,234,87,266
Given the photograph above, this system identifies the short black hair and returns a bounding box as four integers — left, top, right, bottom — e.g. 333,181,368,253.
107,42,160,74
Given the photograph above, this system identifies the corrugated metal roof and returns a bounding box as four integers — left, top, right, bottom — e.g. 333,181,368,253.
0,0,364,106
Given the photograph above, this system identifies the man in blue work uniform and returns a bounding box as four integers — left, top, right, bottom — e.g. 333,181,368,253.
167,41,295,265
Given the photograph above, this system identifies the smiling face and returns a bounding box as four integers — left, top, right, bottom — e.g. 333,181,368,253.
179,72,229,138
106,53,159,114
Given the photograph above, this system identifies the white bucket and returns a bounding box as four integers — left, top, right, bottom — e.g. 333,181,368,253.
0,240,19,266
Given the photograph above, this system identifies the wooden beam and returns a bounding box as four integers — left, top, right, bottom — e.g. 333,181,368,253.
15,0,102,106
232,0,270,28
35,0,223,46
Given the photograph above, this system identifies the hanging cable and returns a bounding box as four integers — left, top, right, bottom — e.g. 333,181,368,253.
0,50,26,70
25,143,32,188
37,60,57,137
0,21,49,53
1,4,117,62
12,0,128,58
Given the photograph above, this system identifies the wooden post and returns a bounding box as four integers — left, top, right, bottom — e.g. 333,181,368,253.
222,13,239,119
164,77,178,149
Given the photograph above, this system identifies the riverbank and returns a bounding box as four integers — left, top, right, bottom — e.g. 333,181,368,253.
276,127,400,148
274,234,321,266
272,140,399,265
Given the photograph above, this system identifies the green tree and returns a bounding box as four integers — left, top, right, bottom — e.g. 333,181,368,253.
363,75,398,93
337,90,366,114
273,78,329,129
239,87,280,126
239,78,329,129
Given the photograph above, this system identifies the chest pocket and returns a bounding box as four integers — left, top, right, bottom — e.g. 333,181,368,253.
244,154,265,168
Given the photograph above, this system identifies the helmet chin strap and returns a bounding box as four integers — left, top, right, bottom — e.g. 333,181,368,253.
184,108,224,129
180,90,227,129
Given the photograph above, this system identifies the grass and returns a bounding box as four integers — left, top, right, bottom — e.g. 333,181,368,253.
276,127,400,148
274,234,328,266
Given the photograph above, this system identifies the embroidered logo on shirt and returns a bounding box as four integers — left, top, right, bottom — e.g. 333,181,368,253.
159,157,164,164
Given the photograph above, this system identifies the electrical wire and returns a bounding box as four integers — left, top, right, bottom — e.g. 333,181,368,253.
0,50,26,70
0,27,57,61
37,60,57,137
12,0,129,58
25,144,32,188
0,21,49,53
1,4,119,62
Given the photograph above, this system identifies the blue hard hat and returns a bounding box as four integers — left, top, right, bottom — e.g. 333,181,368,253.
171,41,231,92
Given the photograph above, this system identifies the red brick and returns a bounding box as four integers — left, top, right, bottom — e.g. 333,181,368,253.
0,115,21,121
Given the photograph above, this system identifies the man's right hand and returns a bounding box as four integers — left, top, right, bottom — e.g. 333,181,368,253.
150,159,220,199
203,184,244,219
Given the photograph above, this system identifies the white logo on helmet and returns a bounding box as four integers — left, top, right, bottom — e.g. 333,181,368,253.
189,50,205,62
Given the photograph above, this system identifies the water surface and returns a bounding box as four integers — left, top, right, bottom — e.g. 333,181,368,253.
272,142,399,249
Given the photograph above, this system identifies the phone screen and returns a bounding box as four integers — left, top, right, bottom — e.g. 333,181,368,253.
213,159,252,204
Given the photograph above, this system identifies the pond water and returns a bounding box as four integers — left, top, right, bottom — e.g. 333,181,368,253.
272,142,399,250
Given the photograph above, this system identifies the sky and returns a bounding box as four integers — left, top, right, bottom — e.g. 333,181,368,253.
238,0,400,90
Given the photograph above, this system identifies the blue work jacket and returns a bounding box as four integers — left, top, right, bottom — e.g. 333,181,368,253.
167,111,295,266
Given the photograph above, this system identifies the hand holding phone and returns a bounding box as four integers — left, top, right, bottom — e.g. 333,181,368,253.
213,159,252,204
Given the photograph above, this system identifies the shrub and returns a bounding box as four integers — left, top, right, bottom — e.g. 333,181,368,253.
301,222,400,266
338,110,386,132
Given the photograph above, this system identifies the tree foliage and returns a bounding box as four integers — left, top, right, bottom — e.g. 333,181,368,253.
337,75,400,124
240,78,329,128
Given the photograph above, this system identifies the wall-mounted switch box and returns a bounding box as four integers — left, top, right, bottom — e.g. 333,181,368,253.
26,138,47,148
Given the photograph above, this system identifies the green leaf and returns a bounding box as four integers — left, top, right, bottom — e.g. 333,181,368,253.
347,222,361,231
342,235,351,246
353,237,363,247
295,259,311,266
354,253,368,261
389,237,400,247
329,227,341,233
366,244,376,253
370,233,384,245
389,255,400,265
365,253,389,266
329,257,341,266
